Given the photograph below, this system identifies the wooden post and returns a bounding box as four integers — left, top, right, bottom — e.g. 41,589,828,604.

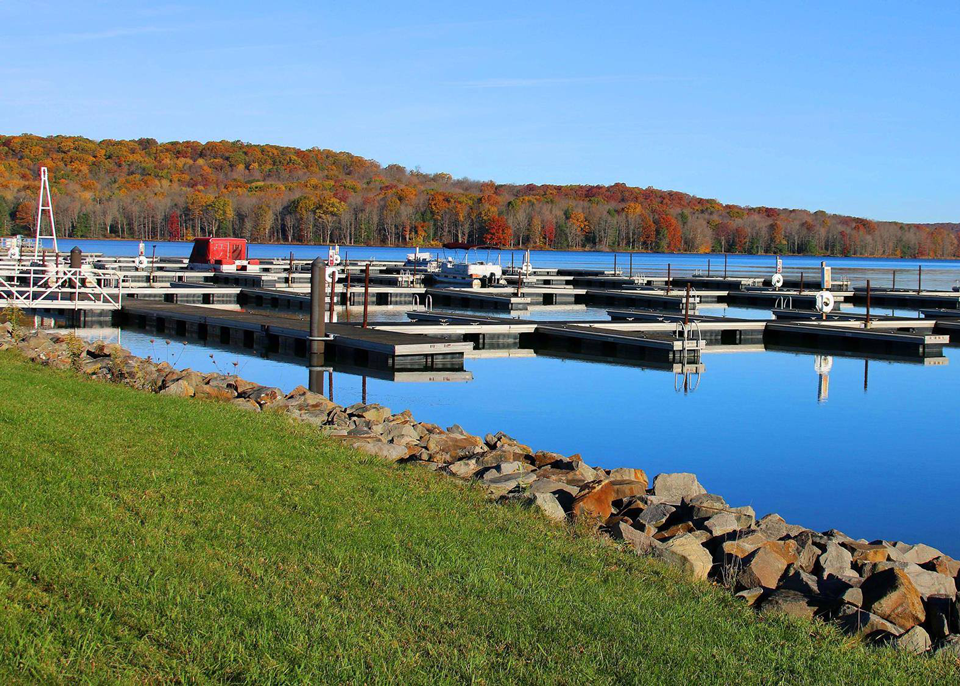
892,269,896,290
667,264,671,295
918,265,922,294
865,279,871,327
629,252,633,278
800,272,804,294
724,253,728,279
684,284,691,325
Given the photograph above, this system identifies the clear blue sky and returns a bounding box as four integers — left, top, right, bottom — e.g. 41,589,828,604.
2,1,958,223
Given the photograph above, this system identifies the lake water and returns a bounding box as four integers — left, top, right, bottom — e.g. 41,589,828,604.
53,238,960,290
34,239,960,556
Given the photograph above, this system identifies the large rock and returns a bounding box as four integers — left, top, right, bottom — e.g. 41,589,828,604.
485,471,537,498
529,492,567,522
353,440,409,462
610,521,661,555
571,481,617,521
704,512,740,537
834,605,904,638
860,568,925,631
868,561,957,600
757,590,820,620
652,473,706,502
347,403,392,423
607,479,648,501
652,534,713,580
896,542,943,565
756,513,788,540
423,433,485,463
446,458,480,479
477,446,531,467
160,378,194,397
245,385,283,407
634,503,676,532
892,626,931,654
607,467,648,488
818,542,853,577
737,546,789,589
379,423,421,446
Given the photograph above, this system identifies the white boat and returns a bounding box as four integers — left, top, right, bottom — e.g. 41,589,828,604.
434,244,506,288
403,247,437,272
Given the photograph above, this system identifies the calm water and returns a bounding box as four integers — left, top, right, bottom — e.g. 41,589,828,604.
34,239,960,555
54,238,960,290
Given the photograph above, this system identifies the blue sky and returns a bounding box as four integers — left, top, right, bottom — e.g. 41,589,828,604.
2,1,958,223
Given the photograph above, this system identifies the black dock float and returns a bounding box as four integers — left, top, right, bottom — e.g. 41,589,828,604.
765,322,947,358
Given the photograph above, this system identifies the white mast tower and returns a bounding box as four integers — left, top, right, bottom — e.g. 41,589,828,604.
32,167,58,261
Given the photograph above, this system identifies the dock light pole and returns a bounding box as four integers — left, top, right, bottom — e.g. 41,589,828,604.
363,263,370,328
150,245,157,286
288,251,294,287
707,259,711,278
918,265,922,294
614,253,617,274
309,257,327,381
800,272,804,294
865,280,871,327
666,264,671,295
892,270,896,290
684,284,691,326
629,252,633,278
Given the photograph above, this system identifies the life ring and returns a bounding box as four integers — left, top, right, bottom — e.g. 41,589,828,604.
134,254,149,270
816,291,835,313
325,267,339,283
771,273,784,289
7,246,19,260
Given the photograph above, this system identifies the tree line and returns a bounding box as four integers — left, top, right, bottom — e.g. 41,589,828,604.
0,134,957,259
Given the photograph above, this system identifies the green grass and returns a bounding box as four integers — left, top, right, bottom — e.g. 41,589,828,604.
0,351,955,684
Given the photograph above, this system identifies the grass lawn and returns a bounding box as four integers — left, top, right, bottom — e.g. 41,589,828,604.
0,351,955,683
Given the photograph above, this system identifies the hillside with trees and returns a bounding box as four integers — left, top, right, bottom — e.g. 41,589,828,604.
0,134,956,258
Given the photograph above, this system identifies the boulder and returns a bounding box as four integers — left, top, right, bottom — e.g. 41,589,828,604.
843,541,889,564
653,521,697,541
735,587,764,606
834,605,904,638
897,543,943,565
571,481,617,521
193,383,237,401
756,513,788,540
737,545,789,589
634,503,676,532
379,423,421,446
477,446,531,467
353,440,409,462
757,590,821,620
446,458,480,479
937,635,960,657
840,587,864,607
529,492,567,522
609,521,661,555
608,467,648,488
790,532,822,573
652,534,713,580
704,512,740,537
532,450,567,468
651,473,706,502
861,568,925,631
423,433,485,463
229,398,260,412
818,542,853,578
485,471,537,498
892,625,931,654
607,479,649,501
245,386,283,407
160,378,194,397
348,403,392,423
924,556,960,578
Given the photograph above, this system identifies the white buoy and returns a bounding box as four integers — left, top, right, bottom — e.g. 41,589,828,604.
816,291,835,313
771,273,784,289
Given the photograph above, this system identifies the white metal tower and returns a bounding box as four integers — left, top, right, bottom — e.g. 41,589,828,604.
32,167,58,260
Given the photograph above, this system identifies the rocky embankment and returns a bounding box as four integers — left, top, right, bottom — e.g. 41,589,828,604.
4,323,960,657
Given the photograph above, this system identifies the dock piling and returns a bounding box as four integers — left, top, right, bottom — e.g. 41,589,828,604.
667,264,671,295
918,265,922,294
309,257,326,369
866,280,871,327
684,284,691,325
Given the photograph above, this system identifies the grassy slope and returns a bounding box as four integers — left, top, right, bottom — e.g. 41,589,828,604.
0,352,954,684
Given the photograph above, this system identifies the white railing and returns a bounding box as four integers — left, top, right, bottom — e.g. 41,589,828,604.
0,264,128,310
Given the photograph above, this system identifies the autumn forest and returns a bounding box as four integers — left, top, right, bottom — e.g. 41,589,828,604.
0,134,957,259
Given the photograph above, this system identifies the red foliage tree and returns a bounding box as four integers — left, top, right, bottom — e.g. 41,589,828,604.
484,214,512,247
167,210,181,241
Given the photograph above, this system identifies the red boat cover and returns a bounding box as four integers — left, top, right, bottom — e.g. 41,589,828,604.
188,237,247,264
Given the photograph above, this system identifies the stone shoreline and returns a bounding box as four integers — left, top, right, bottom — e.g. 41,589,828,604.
3,322,959,657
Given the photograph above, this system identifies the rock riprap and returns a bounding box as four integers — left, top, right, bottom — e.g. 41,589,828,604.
4,323,960,656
